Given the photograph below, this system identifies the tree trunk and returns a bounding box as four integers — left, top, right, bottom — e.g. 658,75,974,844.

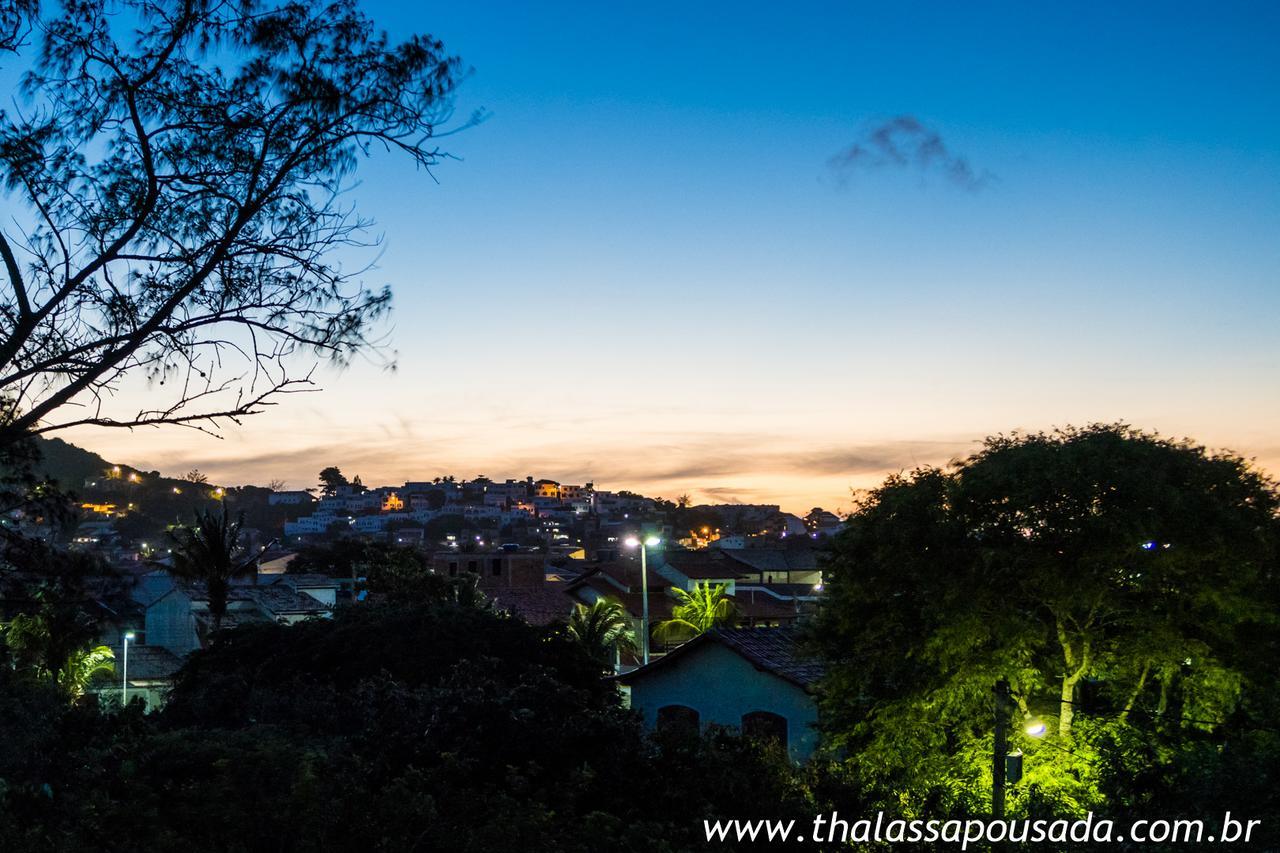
1055,616,1091,740
1120,660,1151,724
1059,674,1077,738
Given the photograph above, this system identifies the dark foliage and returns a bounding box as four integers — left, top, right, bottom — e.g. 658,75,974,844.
0,601,814,851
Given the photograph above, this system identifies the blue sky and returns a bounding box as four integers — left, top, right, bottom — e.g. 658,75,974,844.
72,1,1280,512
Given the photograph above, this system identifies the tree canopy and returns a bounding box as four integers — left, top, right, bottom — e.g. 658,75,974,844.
811,424,1280,819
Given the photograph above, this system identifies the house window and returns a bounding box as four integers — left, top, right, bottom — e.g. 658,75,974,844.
491,558,502,576
656,704,700,735
467,560,478,573
741,710,788,750
448,561,458,577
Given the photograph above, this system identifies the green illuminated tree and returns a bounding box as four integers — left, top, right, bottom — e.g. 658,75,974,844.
0,588,114,702
811,424,1280,817
57,644,115,700
653,581,739,645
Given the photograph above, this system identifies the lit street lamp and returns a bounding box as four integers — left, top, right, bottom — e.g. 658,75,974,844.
122,631,136,707
623,535,661,665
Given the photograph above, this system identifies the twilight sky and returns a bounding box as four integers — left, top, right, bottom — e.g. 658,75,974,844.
65,1,1280,514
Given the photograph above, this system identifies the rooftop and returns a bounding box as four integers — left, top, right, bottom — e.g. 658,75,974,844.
617,626,824,690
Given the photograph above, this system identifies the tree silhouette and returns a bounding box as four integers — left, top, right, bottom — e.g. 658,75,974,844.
169,504,252,631
0,0,475,450
566,598,637,671
318,466,348,497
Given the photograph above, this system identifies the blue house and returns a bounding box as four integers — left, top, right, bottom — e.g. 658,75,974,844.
617,627,824,762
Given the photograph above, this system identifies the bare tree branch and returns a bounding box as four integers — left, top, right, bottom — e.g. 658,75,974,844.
0,0,476,450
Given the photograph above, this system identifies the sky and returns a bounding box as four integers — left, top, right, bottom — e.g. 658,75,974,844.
63,1,1280,514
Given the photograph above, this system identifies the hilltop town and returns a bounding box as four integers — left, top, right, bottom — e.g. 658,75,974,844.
4,440,845,715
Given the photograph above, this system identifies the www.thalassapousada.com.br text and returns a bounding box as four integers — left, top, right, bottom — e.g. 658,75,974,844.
703,811,1262,847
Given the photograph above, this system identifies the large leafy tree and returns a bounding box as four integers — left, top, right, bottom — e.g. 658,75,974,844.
0,0,471,449
811,424,1280,817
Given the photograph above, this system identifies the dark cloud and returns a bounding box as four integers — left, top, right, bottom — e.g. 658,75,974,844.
828,115,992,191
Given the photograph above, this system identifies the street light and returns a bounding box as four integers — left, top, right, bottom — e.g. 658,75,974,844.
624,535,661,665
122,631,136,707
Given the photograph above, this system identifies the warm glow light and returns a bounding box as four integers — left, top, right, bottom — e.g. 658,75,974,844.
623,536,639,548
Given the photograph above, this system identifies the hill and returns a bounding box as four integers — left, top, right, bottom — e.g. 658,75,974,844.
28,436,126,488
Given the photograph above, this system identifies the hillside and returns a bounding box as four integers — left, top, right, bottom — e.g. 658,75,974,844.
27,436,126,488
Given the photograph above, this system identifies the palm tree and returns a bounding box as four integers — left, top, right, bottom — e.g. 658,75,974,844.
58,645,115,701
566,598,637,671
653,582,739,646
169,504,253,631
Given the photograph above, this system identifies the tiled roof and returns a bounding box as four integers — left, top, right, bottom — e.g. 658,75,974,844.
571,578,677,621
109,644,184,682
238,584,330,614
712,627,825,688
617,626,824,690
661,551,747,580
734,591,803,621
184,581,330,615
487,586,576,626
274,573,338,589
718,548,819,575
595,561,673,592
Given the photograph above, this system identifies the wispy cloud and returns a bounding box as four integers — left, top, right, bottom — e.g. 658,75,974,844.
115,429,977,495
828,115,992,191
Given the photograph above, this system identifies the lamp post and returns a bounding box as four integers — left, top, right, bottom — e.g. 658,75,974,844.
993,678,1011,818
624,535,661,665
122,631,136,707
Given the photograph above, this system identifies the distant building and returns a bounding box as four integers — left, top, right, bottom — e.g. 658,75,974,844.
267,490,314,506
393,526,425,545
533,479,561,499
429,549,571,626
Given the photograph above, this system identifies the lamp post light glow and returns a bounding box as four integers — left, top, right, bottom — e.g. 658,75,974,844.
122,631,136,707
624,535,661,665
1024,720,1047,738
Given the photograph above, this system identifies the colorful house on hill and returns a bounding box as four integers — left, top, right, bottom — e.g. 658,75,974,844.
616,627,824,762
